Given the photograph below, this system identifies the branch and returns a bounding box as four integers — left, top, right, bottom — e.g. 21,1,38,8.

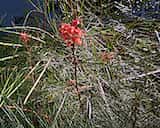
122,69,160,81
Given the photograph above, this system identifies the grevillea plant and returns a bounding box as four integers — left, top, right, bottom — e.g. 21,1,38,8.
0,1,160,128
59,18,86,105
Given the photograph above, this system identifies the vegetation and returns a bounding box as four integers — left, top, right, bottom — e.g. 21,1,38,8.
0,0,160,128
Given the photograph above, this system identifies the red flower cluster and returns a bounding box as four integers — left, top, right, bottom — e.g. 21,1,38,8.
67,79,76,86
59,18,85,47
20,32,30,43
101,51,116,62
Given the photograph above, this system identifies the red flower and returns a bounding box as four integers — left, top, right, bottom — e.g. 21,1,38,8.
67,79,76,86
101,51,116,62
71,18,80,27
59,19,85,47
20,32,30,43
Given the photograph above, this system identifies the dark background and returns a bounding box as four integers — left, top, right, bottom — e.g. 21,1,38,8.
0,0,33,26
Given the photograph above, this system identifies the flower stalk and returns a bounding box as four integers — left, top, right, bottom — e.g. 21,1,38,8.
71,44,81,105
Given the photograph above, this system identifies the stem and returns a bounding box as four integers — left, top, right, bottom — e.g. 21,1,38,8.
132,107,137,128
25,43,35,84
72,44,81,105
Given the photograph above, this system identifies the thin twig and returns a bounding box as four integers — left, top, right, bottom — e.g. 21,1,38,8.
72,45,81,105
0,28,45,44
155,30,160,45
0,105,51,123
1,26,55,40
53,93,67,122
23,58,51,104
0,42,22,47
122,69,160,81
0,55,19,62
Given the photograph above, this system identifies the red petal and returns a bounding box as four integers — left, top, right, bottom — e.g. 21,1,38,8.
71,18,80,27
